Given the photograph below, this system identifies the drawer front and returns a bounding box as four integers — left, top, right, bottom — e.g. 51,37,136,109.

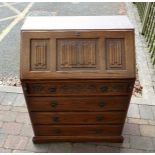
34,125,123,136
28,96,129,112
31,112,126,125
25,80,133,96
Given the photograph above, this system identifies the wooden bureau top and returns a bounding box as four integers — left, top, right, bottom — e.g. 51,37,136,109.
21,16,134,31
20,16,135,80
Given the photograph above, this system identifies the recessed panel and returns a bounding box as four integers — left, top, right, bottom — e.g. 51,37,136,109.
106,39,125,70
30,39,50,71
57,39,99,71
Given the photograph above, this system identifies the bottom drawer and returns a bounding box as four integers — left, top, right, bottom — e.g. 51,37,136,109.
34,125,123,136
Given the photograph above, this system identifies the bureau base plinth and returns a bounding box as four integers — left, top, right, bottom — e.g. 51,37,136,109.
32,135,124,144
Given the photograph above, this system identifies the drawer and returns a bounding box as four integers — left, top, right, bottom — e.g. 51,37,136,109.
27,96,130,112
34,125,123,136
31,112,126,125
24,80,133,96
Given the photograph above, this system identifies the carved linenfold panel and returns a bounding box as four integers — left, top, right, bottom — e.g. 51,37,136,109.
106,39,125,70
30,39,49,71
57,39,99,70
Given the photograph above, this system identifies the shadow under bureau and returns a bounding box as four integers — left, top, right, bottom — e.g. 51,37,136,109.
20,16,136,143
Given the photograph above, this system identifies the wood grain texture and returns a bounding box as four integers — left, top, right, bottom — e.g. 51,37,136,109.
22,79,134,143
20,30,136,79
32,135,124,143
57,39,98,70
31,111,126,125
30,39,50,71
20,16,135,143
23,79,134,96
27,96,130,112
34,125,123,136
106,38,125,70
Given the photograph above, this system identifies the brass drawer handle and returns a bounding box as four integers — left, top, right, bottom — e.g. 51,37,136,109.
50,101,58,108
53,128,61,134
52,116,60,123
100,85,108,92
75,32,80,36
49,87,57,93
95,128,103,134
99,101,105,107
96,116,104,122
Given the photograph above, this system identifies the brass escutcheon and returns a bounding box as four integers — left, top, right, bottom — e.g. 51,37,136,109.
50,101,58,108
96,116,104,122
99,101,105,107
52,116,60,122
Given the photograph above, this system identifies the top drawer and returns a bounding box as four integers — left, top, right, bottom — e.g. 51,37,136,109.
23,80,134,96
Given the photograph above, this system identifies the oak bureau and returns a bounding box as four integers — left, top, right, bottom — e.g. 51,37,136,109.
20,16,136,143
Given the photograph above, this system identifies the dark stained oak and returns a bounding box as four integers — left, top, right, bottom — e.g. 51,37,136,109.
27,96,130,112
34,125,123,136
32,135,124,143
21,17,135,80
31,112,126,125
21,16,135,143
23,79,134,96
